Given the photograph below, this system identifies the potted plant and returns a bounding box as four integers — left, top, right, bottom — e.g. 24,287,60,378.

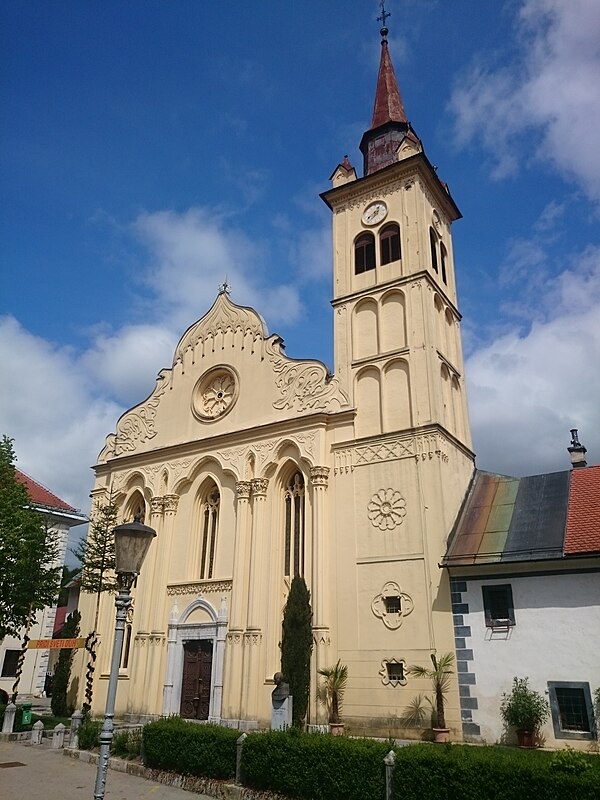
317,659,348,735
405,652,455,742
500,677,550,747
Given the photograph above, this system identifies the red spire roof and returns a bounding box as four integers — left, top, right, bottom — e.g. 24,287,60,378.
370,39,408,130
16,468,79,513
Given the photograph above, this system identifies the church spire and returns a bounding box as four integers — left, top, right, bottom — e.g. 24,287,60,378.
359,4,419,176
370,9,408,129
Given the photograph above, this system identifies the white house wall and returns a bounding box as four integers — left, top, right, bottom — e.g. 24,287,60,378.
451,572,600,748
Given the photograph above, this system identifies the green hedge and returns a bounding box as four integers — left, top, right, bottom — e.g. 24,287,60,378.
142,717,238,779
392,744,600,800
241,729,389,800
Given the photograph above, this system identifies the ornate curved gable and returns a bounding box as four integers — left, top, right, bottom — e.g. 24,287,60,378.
173,291,268,367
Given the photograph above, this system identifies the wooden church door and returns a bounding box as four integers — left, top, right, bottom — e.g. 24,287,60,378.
179,639,213,719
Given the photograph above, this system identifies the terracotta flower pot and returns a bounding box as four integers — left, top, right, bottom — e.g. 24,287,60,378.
433,727,450,743
517,730,535,748
329,722,345,736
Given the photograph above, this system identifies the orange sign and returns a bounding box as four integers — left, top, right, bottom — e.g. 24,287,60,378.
27,638,86,650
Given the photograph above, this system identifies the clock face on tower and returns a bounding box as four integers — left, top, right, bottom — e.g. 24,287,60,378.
362,200,388,226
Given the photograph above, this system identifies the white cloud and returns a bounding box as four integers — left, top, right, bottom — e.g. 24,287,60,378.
451,0,600,200
0,316,122,513
467,246,600,476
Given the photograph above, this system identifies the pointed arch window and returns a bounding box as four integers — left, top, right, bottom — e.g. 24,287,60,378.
380,223,401,265
440,242,448,285
430,228,438,273
355,233,376,274
200,487,220,579
284,472,305,578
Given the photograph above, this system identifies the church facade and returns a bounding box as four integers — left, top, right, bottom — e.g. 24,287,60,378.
77,27,475,737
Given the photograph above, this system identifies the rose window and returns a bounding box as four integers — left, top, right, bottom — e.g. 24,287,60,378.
192,367,238,421
367,488,406,530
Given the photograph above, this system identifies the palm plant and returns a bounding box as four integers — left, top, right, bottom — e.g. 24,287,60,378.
405,652,455,729
317,660,348,724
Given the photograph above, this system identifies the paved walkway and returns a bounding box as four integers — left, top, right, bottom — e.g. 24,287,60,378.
0,740,212,800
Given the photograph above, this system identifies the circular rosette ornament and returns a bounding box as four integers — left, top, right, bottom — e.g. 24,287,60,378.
367,488,406,530
192,366,239,421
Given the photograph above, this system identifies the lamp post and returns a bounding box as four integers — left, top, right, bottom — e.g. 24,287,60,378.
93,516,156,800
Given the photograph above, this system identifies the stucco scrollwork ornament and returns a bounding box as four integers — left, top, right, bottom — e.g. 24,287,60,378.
265,337,349,413
368,489,407,530
192,366,238,421
113,374,168,456
371,581,414,629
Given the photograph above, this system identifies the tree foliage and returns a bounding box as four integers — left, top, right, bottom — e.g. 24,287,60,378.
281,575,313,726
74,499,118,603
50,609,81,717
0,436,61,639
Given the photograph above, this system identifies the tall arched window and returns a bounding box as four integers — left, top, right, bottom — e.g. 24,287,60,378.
284,472,305,578
430,228,438,273
440,242,448,285
380,223,401,265
355,233,376,274
200,487,220,579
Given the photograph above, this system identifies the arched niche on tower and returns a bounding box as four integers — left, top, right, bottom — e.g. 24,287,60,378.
451,375,463,442
440,364,454,434
433,293,445,355
382,358,412,432
380,290,406,352
444,307,456,366
355,366,382,438
352,298,378,360
123,486,148,523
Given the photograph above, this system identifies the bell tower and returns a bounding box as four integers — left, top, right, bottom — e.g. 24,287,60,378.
321,19,471,451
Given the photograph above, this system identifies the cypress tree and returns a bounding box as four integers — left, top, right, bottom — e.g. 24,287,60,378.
281,575,313,726
51,610,81,717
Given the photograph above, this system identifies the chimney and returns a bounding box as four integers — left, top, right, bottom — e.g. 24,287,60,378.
568,429,587,469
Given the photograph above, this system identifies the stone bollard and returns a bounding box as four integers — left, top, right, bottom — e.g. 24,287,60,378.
1,702,16,734
235,732,247,785
52,722,66,749
69,710,83,749
31,720,44,745
384,749,396,800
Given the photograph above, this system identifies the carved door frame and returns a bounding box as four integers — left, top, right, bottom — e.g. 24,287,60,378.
162,596,228,722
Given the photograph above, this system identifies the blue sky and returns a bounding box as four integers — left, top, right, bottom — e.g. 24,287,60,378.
2,0,599,517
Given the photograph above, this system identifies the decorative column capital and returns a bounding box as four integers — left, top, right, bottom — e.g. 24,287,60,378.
236,480,252,500
163,494,179,514
310,466,330,488
250,477,269,497
150,496,164,515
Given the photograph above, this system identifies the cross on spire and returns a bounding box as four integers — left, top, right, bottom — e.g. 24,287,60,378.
377,0,391,39
218,277,231,295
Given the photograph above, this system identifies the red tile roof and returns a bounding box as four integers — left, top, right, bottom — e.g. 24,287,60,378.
16,469,79,513
564,465,600,555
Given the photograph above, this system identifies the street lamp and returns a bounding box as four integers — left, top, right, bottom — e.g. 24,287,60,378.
93,516,156,800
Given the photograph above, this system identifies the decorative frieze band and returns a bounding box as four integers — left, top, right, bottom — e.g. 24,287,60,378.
167,579,233,596
334,432,449,473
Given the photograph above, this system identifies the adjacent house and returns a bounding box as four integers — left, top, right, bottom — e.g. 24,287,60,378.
0,471,86,699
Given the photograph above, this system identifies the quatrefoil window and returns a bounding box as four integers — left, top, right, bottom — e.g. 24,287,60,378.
371,581,414,630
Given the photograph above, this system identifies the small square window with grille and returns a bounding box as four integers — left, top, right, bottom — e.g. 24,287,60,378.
1,649,20,678
386,662,404,682
482,584,515,627
548,681,594,740
384,596,401,614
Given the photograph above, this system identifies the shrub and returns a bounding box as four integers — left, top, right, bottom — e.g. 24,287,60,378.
391,743,600,800
500,677,550,733
111,727,143,759
241,729,388,800
550,746,593,774
143,717,238,779
78,717,101,750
